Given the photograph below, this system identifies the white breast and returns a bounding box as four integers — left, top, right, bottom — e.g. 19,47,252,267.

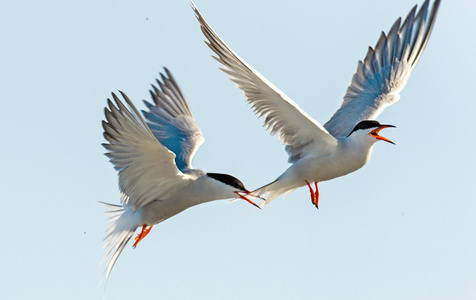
283,137,376,184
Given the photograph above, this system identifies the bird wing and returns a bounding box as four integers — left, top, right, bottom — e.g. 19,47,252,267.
141,67,205,172
324,0,441,137
193,3,337,163
102,92,188,211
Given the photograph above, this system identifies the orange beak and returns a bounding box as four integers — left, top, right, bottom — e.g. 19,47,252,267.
234,191,262,210
369,124,396,144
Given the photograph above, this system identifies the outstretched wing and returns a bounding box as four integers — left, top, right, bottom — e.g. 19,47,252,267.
192,3,337,163
102,92,188,211
141,67,204,171
324,0,441,137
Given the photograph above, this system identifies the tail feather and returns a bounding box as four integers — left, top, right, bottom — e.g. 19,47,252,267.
253,179,295,207
99,202,138,282
282,188,297,199
227,178,295,208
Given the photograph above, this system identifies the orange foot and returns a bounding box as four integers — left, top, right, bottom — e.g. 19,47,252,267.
305,180,319,209
133,225,153,248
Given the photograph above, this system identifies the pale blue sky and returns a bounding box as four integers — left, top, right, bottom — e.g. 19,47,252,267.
1,0,475,299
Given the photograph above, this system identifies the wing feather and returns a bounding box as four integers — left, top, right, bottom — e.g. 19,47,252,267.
103,91,187,211
141,68,204,171
192,2,337,163
324,0,441,137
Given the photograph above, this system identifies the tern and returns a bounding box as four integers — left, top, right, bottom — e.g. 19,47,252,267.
101,68,260,280
192,0,441,208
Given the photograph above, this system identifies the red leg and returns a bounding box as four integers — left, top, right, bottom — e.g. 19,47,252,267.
133,225,153,248
305,180,319,209
314,182,319,209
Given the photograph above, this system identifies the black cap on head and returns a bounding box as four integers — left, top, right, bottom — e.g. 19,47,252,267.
347,120,382,137
207,173,247,191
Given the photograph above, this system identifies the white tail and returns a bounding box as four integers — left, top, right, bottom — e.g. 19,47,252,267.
253,179,297,207
227,179,296,207
100,202,138,282
252,176,296,207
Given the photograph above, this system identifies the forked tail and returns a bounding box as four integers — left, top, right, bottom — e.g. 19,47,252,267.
100,202,138,282
252,179,297,208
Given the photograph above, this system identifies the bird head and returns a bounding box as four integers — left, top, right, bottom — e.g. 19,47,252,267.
348,120,396,145
206,173,262,209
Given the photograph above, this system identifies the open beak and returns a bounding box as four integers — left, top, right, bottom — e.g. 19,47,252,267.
369,124,396,144
234,191,262,210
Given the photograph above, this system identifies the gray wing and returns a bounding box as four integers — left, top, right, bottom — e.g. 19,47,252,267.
103,92,188,211
324,0,441,137
192,3,337,163
141,68,205,172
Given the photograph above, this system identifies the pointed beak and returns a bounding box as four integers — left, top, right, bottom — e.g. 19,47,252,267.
234,191,262,210
369,124,396,144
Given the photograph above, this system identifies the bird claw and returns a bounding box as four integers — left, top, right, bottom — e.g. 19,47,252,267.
133,225,153,248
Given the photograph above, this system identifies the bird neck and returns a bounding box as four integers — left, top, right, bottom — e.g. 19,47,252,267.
186,175,236,204
339,136,376,167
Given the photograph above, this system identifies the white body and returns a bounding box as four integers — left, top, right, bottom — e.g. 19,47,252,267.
101,69,253,281
260,131,376,200
192,0,441,204
137,170,237,225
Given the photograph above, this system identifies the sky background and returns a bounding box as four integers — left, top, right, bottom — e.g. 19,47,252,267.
1,0,475,299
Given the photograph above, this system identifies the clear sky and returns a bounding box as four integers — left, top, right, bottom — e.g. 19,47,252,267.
1,0,475,299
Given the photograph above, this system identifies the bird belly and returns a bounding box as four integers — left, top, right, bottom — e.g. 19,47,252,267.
291,149,370,183
136,176,230,226
138,198,195,226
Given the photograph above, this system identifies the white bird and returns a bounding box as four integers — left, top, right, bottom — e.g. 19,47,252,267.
101,68,260,280
192,0,441,208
